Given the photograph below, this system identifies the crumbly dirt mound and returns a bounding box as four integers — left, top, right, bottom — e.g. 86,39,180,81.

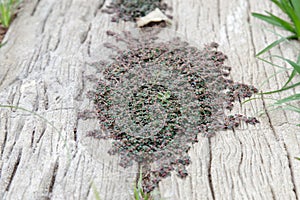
102,0,169,22
88,30,259,192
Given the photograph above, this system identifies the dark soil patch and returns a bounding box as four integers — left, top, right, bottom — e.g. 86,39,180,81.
102,0,170,22
0,25,8,44
86,30,259,192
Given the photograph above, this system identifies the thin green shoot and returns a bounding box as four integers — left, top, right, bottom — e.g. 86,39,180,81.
256,35,297,57
157,91,171,104
262,28,300,51
260,81,300,95
256,56,293,89
257,55,294,70
264,103,300,126
133,167,152,200
258,55,300,95
0,104,61,134
91,181,101,200
273,93,300,105
0,40,7,47
0,104,72,159
0,0,19,28
243,95,300,126
258,69,290,89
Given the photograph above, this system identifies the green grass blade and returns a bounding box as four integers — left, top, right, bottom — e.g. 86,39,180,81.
257,56,293,69
262,81,300,94
266,11,296,33
256,56,294,88
271,0,286,12
0,6,8,27
282,104,300,113
92,182,101,200
280,0,300,37
266,103,300,120
252,13,289,30
0,41,8,48
295,157,300,160
280,0,294,18
259,69,289,88
0,104,61,134
0,0,20,28
255,35,297,56
290,0,300,19
282,69,297,88
242,97,260,104
0,104,75,161
264,28,300,51
242,97,279,104
272,55,300,74
0,3,11,27
274,93,300,105
134,187,140,200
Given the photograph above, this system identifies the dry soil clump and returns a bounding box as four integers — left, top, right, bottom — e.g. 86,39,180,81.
88,30,259,192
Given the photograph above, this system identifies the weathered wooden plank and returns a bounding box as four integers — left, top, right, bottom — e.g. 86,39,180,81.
0,0,299,199
0,0,137,199
158,0,300,199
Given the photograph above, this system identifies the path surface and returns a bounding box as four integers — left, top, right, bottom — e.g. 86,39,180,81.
0,0,299,199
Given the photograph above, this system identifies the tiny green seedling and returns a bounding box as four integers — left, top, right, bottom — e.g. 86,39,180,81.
157,91,171,104
261,55,300,94
252,0,300,56
133,167,152,200
0,0,20,46
0,0,19,28
92,181,102,200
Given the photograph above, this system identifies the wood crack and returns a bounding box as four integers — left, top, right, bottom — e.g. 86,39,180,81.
34,125,46,152
31,129,35,148
0,68,10,88
94,0,106,17
80,23,91,44
208,138,215,200
0,116,8,158
41,6,53,34
48,159,59,195
262,94,298,200
31,0,41,16
43,82,49,110
5,149,22,191
246,2,257,58
217,0,221,26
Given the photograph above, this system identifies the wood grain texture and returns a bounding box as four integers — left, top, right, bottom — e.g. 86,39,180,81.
0,0,299,199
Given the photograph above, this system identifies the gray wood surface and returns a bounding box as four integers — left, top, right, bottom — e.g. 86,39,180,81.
0,0,299,199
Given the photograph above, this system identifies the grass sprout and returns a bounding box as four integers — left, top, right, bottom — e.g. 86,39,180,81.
92,181,102,200
0,0,19,28
251,55,300,126
133,167,153,200
0,104,74,159
260,55,300,95
252,0,300,56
